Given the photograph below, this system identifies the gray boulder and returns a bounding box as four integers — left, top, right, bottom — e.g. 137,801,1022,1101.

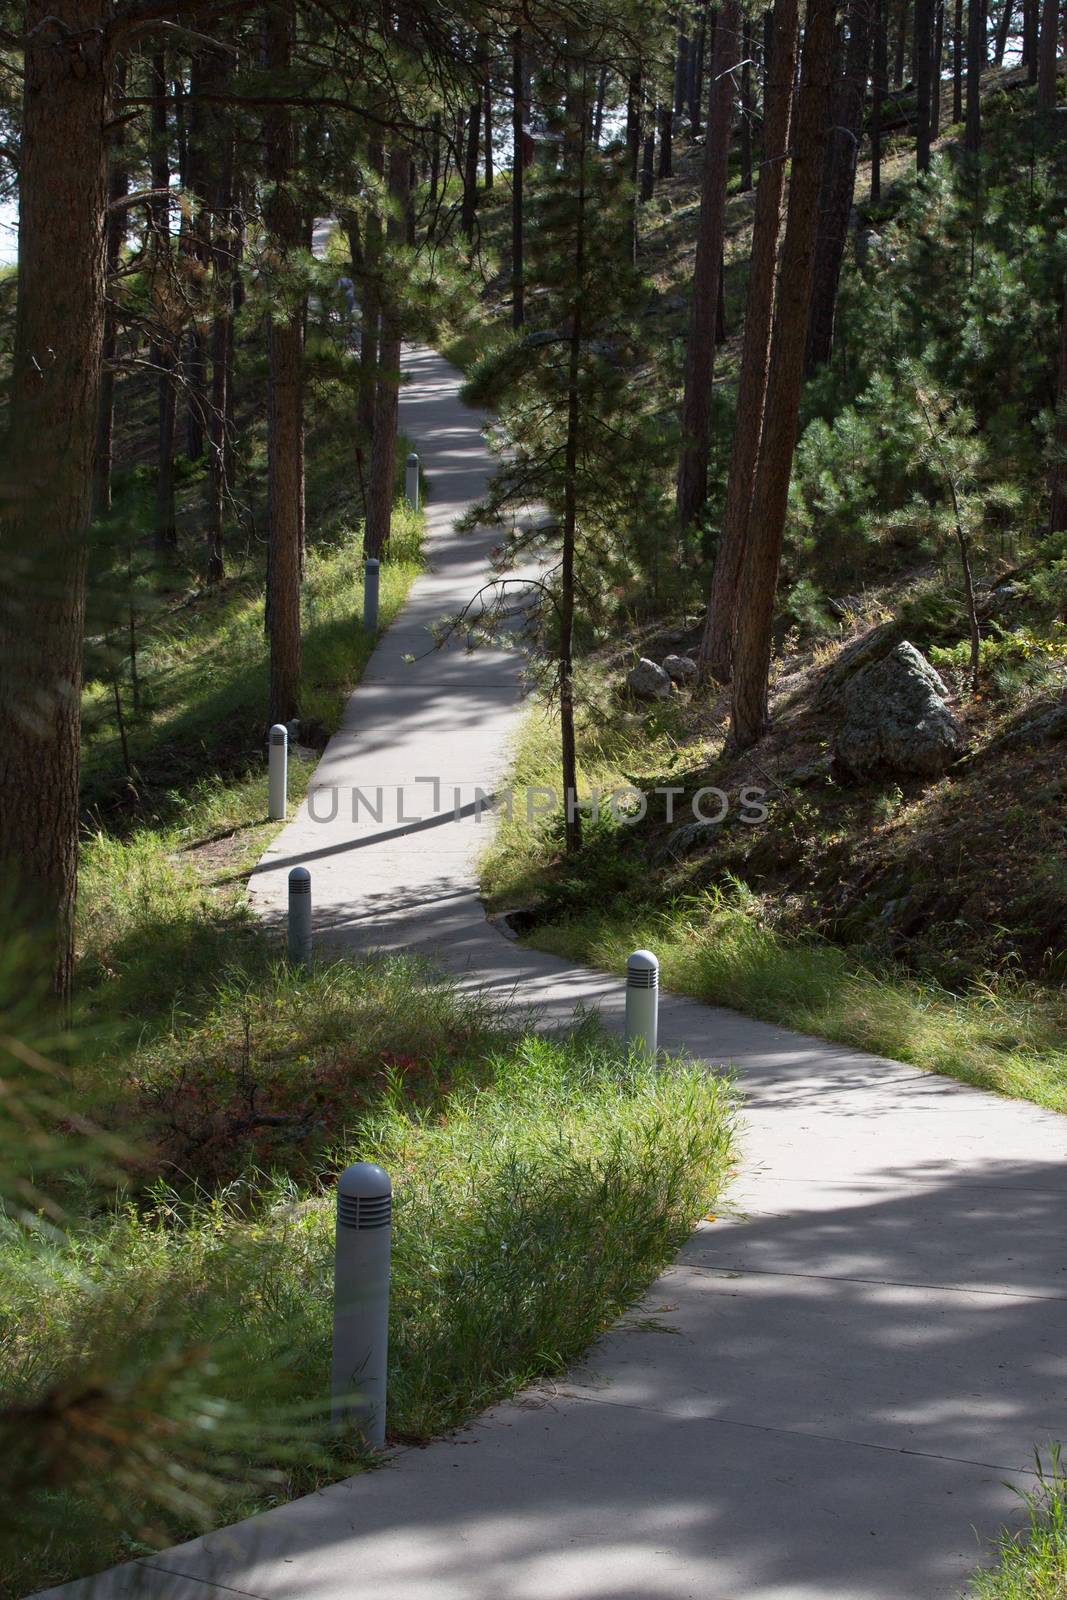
663,653,698,685
626,657,673,699
815,620,902,708
659,819,721,859
834,641,966,778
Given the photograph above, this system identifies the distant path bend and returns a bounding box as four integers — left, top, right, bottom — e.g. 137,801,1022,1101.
40,345,1067,1600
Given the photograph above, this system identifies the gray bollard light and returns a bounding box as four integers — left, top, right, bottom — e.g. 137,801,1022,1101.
404,451,420,511
268,723,288,821
363,557,380,635
332,1161,392,1445
287,866,312,965
625,949,659,1058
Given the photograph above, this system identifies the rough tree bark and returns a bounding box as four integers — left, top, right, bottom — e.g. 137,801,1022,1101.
931,0,945,137
1037,0,1059,111
915,0,934,168
512,32,525,328
204,40,235,584
150,51,178,553
806,0,873,372
364,141,412,560
358,139,384,444
676,1,741,533
872,0,887,198
1024,0,1038,78
965,0,985,154
698,0,800,684
729,0,837,751
93,54,128,517
460,45,482,239
0,0,112,996
1049,268,1067,533
954,0,965,119
264,0,304,728
740,18,754,190
994,0,1014,61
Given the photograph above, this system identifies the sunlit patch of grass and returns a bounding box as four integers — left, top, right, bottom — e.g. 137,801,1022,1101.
969,1450,1067,1599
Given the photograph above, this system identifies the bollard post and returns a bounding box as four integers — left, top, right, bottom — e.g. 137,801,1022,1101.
287,866,312,965
625,949,659,1057
268,724,288,821
404,452,420,511
332,1161,392,1445
363,557,380,635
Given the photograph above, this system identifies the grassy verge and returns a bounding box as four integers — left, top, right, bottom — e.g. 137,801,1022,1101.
2,506,737,1596
481,704,1067,1114
968,1453,1067,1598
2,962,736,1596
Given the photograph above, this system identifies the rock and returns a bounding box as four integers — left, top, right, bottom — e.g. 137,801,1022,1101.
285,718,302,740
662,653,698,684
834,641,967,778
626,657,673,699
827,592,866,619
854,228,882,268
815,620,902,708
983,698,1067,756
660,819,721,859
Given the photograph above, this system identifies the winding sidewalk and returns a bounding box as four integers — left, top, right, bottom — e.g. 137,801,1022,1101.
42,350,1067,1600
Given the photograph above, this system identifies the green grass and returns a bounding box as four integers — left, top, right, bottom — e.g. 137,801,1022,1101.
1,969,736,1596
82,501,422,826
1,521,737,1595
481,705,1067,1115
969,1452,1067,1598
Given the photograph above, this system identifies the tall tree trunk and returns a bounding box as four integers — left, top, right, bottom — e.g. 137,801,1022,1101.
894,0,910,82
149,51,177,552
915,0,934,168
994,0,1014,60
677,2,742,532
0,0,111,997
560,72,590,857
93,55,128,517
640,112,656,200
954,0,965,118
204,41,235,584
183,52,210,462
872,0,887,197
512,33,526,328
484,75,494,188
1037,0,1059,110
729,0,837,751
658,96,674,176
806,0,873,371
460,48,482,240
264,0,303,728
690,5,710,134
1024,0,1039,76
675,27,690,114
460,100,480,238
358,139,384,442
740,18,754,190
965,0,985,154
364,142,411,560
1049,267,1067,533
931,0,945,137
699,0,800,684
593,66,608,143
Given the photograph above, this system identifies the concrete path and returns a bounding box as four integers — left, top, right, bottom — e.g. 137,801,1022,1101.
39,350,1067,1600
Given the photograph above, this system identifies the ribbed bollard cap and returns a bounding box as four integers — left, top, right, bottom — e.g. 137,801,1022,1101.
270,723,288,745
365,557,380,570
626,949,659,988
288,866,311,894
337,1161,392,1231
406,452,418,465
